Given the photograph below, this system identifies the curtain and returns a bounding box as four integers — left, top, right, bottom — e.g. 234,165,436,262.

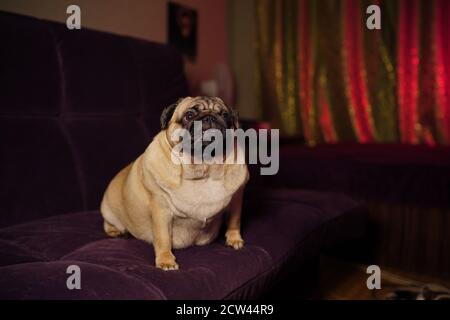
255,0,300,136
254,0,450,145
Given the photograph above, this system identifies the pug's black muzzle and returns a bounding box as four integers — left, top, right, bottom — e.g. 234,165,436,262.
187,113,228,151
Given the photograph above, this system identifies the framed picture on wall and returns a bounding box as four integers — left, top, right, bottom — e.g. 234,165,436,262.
168,2,198,62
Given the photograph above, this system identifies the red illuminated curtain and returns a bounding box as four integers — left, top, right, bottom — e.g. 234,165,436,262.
397,0,420,144
255,0,450,145
434,0,450,144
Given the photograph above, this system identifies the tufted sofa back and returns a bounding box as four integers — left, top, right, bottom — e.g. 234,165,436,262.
0,12,189,227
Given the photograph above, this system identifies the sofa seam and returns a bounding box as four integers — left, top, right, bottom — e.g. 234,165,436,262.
126,38,152,140
0,238,49,263
49,23,89,211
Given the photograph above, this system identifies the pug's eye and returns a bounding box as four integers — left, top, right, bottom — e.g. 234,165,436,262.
222,112,229,119
184,110,195,121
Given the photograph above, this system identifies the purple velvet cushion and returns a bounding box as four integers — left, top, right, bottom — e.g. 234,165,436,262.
0,211,104,266
0,190,364,299
0,118,84,227
0,12,60,115
58,30,141,115
0,261,163,299
247,188,367,247
64,118,150,209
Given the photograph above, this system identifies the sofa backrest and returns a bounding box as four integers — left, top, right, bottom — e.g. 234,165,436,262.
0,12,189,227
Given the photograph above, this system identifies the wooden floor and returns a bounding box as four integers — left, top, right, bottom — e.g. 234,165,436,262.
317,255,450,300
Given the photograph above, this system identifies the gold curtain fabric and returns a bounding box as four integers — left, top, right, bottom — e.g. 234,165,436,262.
255,0,300,136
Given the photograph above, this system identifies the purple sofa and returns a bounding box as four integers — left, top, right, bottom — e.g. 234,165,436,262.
0,12,366,299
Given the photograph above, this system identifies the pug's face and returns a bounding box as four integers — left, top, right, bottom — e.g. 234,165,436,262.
161,96,239,149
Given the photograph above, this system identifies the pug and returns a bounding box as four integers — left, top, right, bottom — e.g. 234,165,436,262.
100,96,249,270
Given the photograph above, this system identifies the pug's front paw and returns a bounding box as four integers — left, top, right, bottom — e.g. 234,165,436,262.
225,230,244,250
156,252,179,271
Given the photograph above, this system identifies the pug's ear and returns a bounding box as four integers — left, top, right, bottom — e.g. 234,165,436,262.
161,98,184,130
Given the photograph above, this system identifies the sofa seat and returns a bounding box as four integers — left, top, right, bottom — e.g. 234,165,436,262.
0,189,365,299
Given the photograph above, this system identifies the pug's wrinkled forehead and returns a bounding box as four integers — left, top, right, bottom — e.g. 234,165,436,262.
161,96,234,130
175,96,228,119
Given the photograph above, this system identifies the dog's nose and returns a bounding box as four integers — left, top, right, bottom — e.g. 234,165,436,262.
202,115,213,124
201,115,215,130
